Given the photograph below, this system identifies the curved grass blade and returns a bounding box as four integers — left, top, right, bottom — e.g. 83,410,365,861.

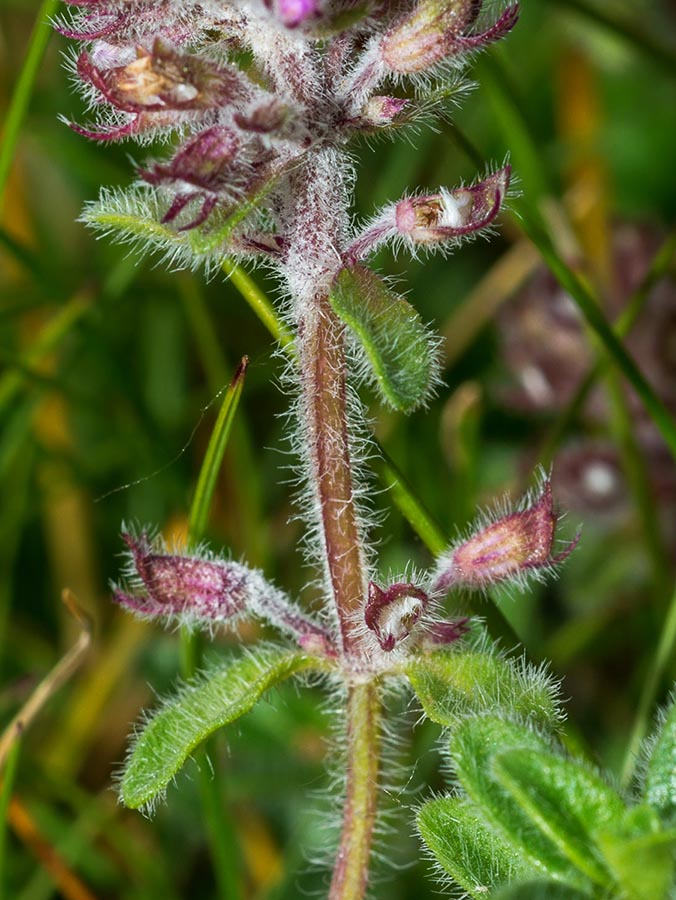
518,209,676,464
187,356,249,542
0,0,60,208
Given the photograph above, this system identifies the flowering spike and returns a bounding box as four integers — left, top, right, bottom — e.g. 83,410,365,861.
433,480,579,593
365,581,429,652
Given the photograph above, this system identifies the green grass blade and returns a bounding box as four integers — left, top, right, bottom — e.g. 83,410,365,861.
539,230,676,466
0,294,90,416
180,356,249,899
0,737,21,900
221,260,294,349
0,0,60,209
552,0,676,79
622,579,676,789
187,356,249,543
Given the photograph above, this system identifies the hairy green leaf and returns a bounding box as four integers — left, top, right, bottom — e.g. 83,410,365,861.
407,646,561,729
644,695,676,822
121,647,317,810
82,180,274,266
451,717,589,889
494,748,623,886
595,804,676,900
329,264,439,412
418,796,532,898
491,881,593,900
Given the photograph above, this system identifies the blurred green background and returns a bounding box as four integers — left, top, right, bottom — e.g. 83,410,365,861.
1,0,676,897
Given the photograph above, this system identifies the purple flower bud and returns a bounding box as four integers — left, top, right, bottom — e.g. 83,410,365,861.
347,166,510,260
395,166,510,244
354,95,410,129
234,100,288,133
273,0,321,28
381,0,519,75
114,532,250,625
77,38,248,114
423,617,470,647
140,126,240,229
365,581,429,652
433,480,579,593
115,531,337,651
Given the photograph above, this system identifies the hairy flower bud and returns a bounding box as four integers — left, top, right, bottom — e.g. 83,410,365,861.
114,532,250,624
433,480,578,592
114,532,336,650
396,166,511,244
348,166,510,259
358,95,410,128
266,0,321,28
381,0,519,75
365,581,429,652
140,126,241,228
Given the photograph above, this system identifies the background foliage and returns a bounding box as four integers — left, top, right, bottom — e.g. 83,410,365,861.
1,0,676,897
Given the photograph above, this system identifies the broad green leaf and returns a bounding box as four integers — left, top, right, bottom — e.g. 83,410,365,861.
121,648,317,810
493,748,623,886
595,805,676,900
644,696,676,822
407,647,561,729
451,717,589,889
328,264,439,412
491,881,593,900
417,796,533,898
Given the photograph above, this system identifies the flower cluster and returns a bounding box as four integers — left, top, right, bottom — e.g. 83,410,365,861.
59,0,516,257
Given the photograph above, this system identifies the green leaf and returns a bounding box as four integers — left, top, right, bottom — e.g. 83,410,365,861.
418,796,532,898
121,648,317,810
644,695,676,822
407,645,561,729
82,178,276,265
328,264,439,412
451,717,589,889
493,747,623,886
491,881,593,900
594,805,676,900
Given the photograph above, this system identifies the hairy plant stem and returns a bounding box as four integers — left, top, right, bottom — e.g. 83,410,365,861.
288,148,369,656
298,296,367,654
329,682,381,900
288,146,378,896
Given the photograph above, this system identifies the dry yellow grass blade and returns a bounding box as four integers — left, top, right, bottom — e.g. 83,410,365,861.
7,795,100,900
0,589,92,771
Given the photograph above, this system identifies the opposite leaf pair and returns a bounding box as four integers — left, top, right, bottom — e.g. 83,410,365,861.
114,476,575,659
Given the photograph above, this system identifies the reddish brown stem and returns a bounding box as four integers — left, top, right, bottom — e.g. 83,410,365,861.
298,294,368,655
